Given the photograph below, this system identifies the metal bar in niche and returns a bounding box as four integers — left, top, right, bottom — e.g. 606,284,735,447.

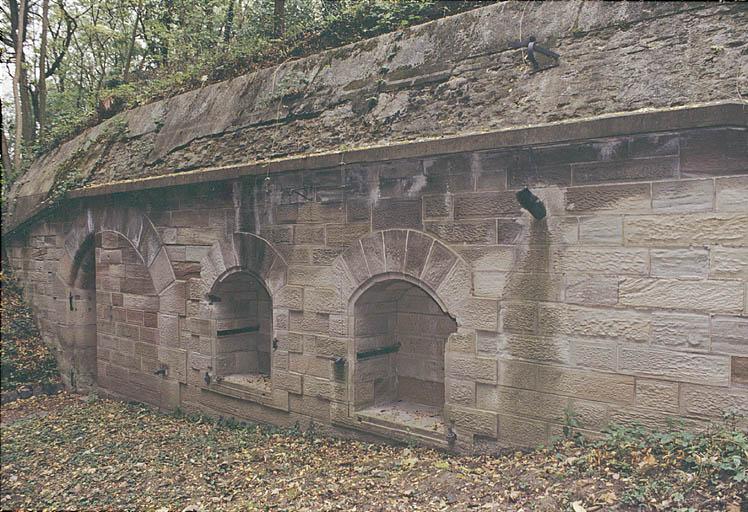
356,343,401,360
217,325,261,336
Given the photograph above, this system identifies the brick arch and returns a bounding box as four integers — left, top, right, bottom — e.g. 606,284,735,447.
62,206,175,295
199,232,288,299
333,229,473,326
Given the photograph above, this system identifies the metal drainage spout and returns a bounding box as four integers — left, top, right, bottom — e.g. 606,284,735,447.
516,187,547,220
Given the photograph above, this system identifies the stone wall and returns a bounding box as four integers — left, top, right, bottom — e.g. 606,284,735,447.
5,104,746,451
5,2,747,231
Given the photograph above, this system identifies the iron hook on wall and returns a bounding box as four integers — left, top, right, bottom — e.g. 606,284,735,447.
508,36,560,71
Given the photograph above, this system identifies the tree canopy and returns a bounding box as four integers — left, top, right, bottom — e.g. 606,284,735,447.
0,0,490,192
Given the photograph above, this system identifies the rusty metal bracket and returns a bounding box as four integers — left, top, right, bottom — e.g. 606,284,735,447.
357,343,401,360
508,36,560,71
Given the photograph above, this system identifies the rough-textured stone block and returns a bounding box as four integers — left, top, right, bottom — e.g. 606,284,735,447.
275,286,304,310
294,225,325,245
325,223,370,247
500,302,536,334
652,312,710,351
446,331,476,353
303,287,343,313
680,128,748,177
273,370,303,394
312,247,343,265
681,384,748,417
573,156,678,184
716,176,748,212
446,355,497,383
635,379,679,413
361,233,386,275
422,241,457,289
289,311,330,334
289,353,333,380
552,247,648,275
566,183,650,212
536,366,634,404
564,274,619,306
501,333,570,364
404,231,432,278
619,278,744,313
456,298,498,331
624,213,748,247
297,202,345,224
578,216,622,245
423,195,452,218
425,221,497,244
501,272,562,302
382,229,407,273
341,244,370,285
457,246,513,272
497,414,547,447
157,347,188,383
711,316,748,356
287,265,337,288
710,247,748,279
473,271,504,298
619,347,730,386
159,280,186,315
446,379,475,406
539,303,650,342
650,248,709,279
346,198,371,223
453,192,519,218
571,340,617,372
372,198,422,230
448,405,497,437
498,359,537,390
652,179,714,212
733,357,748,387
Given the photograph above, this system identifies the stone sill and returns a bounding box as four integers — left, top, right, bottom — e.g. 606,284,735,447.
201,379,288,412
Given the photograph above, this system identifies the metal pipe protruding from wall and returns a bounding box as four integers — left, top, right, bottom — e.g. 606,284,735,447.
516,187,547,220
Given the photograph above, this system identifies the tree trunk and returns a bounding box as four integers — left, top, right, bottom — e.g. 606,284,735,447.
273,0,285,38
13,0,26,171
123,0,142,80
1,119,12,177
38,0,50,138
223,0,235,43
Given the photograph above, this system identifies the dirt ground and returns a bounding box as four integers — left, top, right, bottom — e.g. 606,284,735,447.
1,393,745,511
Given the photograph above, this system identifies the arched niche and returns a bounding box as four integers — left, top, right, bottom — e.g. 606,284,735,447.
57,207,175,394
196,233,290,407
351,274,458,434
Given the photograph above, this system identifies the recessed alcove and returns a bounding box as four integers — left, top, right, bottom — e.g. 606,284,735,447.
353,279,457,437
210,271,273,392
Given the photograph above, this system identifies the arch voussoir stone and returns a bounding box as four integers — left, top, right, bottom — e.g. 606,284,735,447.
202,233,288,298
335,229,473,326
62,207,174,294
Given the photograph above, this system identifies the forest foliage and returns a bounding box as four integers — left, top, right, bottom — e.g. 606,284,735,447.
0,0,490,191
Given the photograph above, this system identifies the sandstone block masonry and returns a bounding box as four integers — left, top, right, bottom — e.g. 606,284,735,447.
5,103,747,451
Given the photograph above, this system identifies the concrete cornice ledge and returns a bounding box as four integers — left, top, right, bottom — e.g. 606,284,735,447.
67,101,746,199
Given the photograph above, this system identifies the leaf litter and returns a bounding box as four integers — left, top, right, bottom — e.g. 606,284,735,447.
1,393,745,511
